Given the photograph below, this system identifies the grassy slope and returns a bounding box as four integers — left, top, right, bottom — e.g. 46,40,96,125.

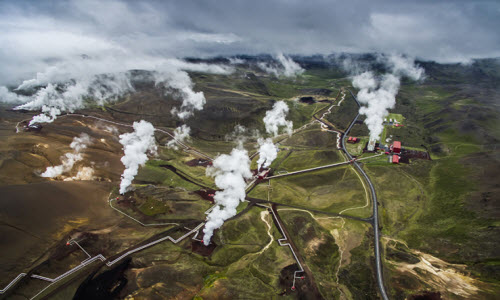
374,74,500,298
280,210,341,299
249,166,371,218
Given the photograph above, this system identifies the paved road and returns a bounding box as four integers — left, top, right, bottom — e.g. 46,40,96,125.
266,161,351,179
266,153,382,180
342,90,389,300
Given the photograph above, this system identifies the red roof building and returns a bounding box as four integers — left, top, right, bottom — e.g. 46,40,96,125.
257,169,270,180
393,141,401,153
392,155,400,164
347,137,359,144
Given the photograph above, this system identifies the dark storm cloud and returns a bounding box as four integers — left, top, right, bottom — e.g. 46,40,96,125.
1,0,499,83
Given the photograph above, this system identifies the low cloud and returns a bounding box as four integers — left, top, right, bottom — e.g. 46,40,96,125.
258,53,304,77
14,73,134,125
0,53,232,126
0,0,498,88
0,86,26,104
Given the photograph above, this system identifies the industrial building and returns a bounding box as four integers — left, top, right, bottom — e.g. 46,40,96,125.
392,141,401,153
257,169,270,180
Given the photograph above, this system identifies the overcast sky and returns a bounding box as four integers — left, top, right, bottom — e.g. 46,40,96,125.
1,0,499,84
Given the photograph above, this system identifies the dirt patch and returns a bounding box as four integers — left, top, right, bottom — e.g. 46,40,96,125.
389,247,481,298
279,264,321,299
74,258,131,300
305,235,326,256
409,291,442,300
185,158,211,167
299,88,333,96
400,148,431,163
299,96,316,104
195,189,216,203
0,181,118,286
191,240,216,256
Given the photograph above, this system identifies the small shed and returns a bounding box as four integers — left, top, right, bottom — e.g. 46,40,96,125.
392,155,400,164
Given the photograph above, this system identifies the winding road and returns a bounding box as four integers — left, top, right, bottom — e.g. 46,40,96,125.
341,89,389,300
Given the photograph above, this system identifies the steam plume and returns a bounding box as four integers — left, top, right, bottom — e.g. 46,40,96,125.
153,60,233,120
276,53,305,77
167,124,191,150
15,73,134,125
263,100,293,136
2,55,232,125
41,133,92,177
258,53,304,77
256,100,293,170
64,166,95,181
352,54,424,140
154,61,233,150
203,145,252,245
256,138,277,170
119,120,157,194
155,70,205,120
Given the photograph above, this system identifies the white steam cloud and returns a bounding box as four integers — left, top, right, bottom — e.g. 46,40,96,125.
119,120,157,194
0,87,26,104
154,60,232,120
263,100,293,136
352,54,424,141
276,53,305,77
0,53,232,126
155,60,233,150
256,138,277,170
167,124,191,150
256,100,293,170
228,57,245,65
64,166,95,181
258,53,304,77
14,73,134,125
155,69,205,120
41,133,92,178
203,145,252,245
